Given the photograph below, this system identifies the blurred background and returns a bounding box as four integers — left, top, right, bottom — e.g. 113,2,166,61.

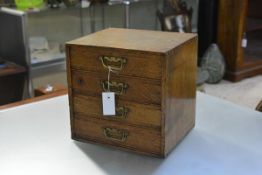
0,0,261,110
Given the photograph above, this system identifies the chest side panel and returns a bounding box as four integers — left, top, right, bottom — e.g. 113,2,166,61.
164,37,197,156
66,45,75,138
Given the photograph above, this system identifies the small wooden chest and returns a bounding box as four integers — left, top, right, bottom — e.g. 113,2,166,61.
66,28,197,157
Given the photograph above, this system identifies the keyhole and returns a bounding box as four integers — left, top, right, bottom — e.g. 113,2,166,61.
77,78,84,85
108,96,110,99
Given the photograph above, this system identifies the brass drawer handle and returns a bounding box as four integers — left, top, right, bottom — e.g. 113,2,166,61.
102,107,129,119
103,127,129,142
101,81,128,95
99,56,127,71
115,106,129,119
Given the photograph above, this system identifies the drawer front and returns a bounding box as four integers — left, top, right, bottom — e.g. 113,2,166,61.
68,45,163,80
71,70,161,105
73,116,161,154
73,94,162,129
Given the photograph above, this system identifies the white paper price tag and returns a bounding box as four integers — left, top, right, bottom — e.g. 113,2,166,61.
102,92,116,116
242,38,247,48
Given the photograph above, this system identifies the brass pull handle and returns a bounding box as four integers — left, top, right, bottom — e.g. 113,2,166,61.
101,81,128,95
114,106,129,119
99,56,127,71
101,107,128,119
103,127,129,142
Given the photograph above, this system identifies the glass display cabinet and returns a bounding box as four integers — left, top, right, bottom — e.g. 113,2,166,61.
217,0,262,82
27,5,83,89
0,0,160,97
0,6,83,97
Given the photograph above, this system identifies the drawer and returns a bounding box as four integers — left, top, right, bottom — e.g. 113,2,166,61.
71,70,161,105
67,28,197,157
73,94,162,129
68,45,163,80
72,116,162,154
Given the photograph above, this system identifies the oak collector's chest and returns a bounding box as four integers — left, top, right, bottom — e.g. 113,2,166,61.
66,28,197,157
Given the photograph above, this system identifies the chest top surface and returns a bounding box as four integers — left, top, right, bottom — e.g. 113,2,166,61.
67,28,196,53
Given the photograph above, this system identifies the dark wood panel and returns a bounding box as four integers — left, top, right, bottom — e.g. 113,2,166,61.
248,0,262,18
0,90,67,110
217,0,262,81
0,62,26,77
0,61,26,106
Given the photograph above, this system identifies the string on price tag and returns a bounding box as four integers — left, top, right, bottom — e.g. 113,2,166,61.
107,66,112,92
102,66,116,116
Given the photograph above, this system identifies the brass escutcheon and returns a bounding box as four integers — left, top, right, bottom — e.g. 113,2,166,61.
102,106,129,119
101,81,128,95
99,56,127,72
103,127,129,142
115,106,129,119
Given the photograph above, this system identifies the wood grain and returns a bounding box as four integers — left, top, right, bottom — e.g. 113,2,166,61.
73,94,162,129
71,70,161,105
217,0,262,81
34,83,67,97
73,116,162,155
163,38,197,156
66,45,75,138
69,45,163,80
67,28,196,53
67,28,197,157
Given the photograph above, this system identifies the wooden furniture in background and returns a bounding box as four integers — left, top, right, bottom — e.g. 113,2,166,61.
0,89,67,110
217,0,262,82
34,83,67,97
0,60,26,105
197,0,218,60
66,28,197,157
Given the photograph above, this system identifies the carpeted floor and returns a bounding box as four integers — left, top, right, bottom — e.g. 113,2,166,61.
205,75,262,110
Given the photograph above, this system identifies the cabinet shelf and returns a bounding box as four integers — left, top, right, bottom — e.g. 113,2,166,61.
31,58,65,78
246,18,262,32
244,29,262,59
0,61,26,105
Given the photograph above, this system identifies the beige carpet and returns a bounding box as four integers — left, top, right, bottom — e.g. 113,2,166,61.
205,75,262,110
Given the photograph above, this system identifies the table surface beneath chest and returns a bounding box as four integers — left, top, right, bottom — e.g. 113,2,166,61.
0,92,261,175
